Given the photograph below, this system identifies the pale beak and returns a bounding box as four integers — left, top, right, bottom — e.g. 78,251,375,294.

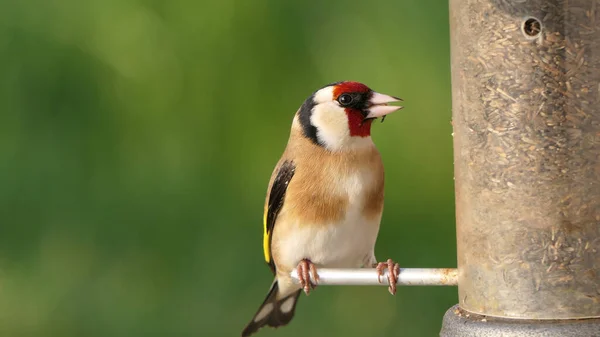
365,92,403,119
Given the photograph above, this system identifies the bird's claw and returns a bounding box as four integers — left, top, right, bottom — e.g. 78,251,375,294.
296,259,319,295
375,259,400,295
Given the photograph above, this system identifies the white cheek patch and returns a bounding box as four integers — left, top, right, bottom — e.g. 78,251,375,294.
254,302,274,322
280,296,296,313
310,103,351,151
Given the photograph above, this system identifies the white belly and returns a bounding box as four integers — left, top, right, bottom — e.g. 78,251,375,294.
275,207,382,269
273,160,383,270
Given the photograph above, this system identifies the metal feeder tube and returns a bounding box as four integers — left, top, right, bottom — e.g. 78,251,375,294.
442,0,600,335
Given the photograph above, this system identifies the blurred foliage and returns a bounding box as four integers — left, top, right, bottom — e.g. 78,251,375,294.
0,0,454,336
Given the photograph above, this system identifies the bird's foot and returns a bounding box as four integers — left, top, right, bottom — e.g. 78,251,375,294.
374,258,400,295
296,259,319,295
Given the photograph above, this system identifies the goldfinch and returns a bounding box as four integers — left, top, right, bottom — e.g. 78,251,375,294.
242,81,403,337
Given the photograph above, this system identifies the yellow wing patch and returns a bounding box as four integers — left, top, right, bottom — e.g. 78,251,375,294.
262,160,296,274
263,210,270,263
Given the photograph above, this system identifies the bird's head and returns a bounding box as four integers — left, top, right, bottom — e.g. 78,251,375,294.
296,81,403,151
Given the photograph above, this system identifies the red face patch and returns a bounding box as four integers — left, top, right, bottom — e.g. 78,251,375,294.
332,82,373,137
332,81,370,100
345,108,372,137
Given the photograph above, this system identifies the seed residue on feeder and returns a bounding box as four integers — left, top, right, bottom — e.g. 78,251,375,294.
451,0,600,319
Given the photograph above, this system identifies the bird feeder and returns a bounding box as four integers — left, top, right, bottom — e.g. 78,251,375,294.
441,0,600,335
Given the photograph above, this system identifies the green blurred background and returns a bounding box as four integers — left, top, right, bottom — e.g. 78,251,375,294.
0,0,455,336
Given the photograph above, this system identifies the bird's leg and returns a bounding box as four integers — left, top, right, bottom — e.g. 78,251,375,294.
296,259,320,295
374,258,400,295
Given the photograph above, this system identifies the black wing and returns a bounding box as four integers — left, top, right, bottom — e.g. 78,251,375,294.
264,160,296,274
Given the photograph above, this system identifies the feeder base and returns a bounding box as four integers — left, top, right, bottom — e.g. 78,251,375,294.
440,305,600,337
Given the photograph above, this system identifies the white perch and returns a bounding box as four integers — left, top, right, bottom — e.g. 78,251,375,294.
291,268,458,286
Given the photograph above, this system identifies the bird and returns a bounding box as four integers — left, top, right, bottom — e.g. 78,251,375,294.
241,81,403,337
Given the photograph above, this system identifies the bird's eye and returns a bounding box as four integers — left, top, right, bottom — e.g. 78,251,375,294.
338,94,353,106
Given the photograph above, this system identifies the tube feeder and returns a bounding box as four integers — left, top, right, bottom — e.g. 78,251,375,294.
441,0,600,335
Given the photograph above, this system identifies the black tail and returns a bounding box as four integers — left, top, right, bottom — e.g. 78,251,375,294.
241,280,302,337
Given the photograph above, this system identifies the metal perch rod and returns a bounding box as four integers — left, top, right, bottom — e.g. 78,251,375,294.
290,268,458,286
